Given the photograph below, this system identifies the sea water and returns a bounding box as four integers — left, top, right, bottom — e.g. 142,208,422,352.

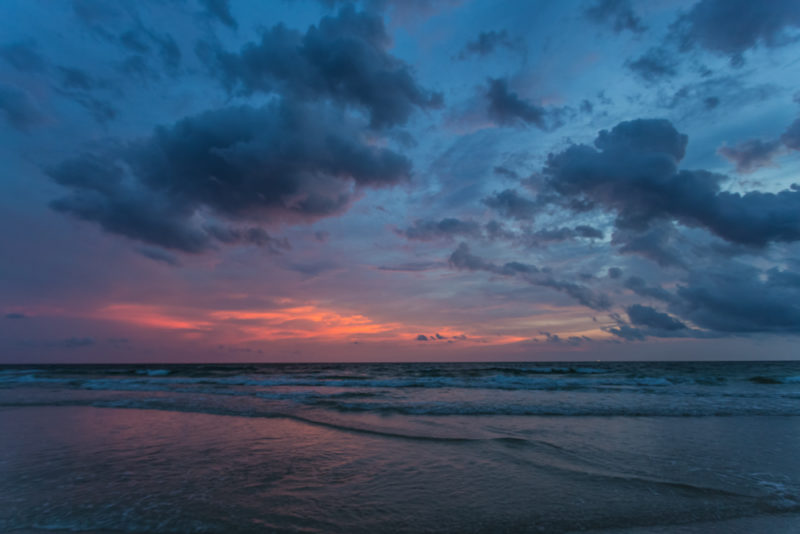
1,361,799,532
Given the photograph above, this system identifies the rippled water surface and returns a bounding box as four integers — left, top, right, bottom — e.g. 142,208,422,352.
1,362,799,532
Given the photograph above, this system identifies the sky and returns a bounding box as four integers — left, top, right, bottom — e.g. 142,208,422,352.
1,0,800,363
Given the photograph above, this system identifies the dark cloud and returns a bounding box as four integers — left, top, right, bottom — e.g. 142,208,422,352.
377,261,444,272
538,278,612,310
605,310,699,340
606,322,645,341
673,0,800,65
673,266,800,333
55,67,118,124
716,117,800,174
201,5,442,128
49,153,212,253
200,0,238,29
543,118,800,247
49,100,411,252
116,28,181,78
70,1,181,74
485,220,515,241
448,243,611,310
718,138,783,173
493,166,519,179
664,76,776,115
150,32,181,73
120,29,149,54
612,224,685,267
399,218,481,241
457,30,521,60
448,243,538,276
416,334,428,341
502,225,606,248
138,247,181,266
205,226,291,253
286,260,338,277
58,67,100,91
608,267,622,279
119,55,158,81
0,84,45,130
623,276,677,304
611,265,800,337
449,242,503,273
64,94,117,124
540,331,591,346
485,78,552,129
626,48,678,82
0,41,46,73
536,225,603,241
483,189,538,220
627,304,687,331
584,0,645,34
5,313,27,319
781,118,800,150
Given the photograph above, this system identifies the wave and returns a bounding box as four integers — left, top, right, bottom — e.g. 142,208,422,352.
4,392,800,417
3,372,777,392
306,399,800,417
748,375,800,385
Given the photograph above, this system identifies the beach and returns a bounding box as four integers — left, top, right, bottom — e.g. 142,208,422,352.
1,362,799,532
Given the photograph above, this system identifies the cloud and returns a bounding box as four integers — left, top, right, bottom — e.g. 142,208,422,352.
543,118,800,247
457,30,521,60
716,116,800,173
399,218,482,241
612,223,685,267
584,0,645,34
0,41,46,73
529,225,604,243
606,322,646,341
540,331,591,346
483,189,538,220
626,304,687,330
55,67,118,123
673,0,800,65
626,48,678,82
624,275,677,303
605,309,706,340
0,84,45,130
204,226,291,253
58,67,101,91
200,5,442,128
377,261,445,272
673,265,800,333
49,99,411,252
485,78,553,129
138,247,182,266
200,0,238,29
781,118,800,150
448,243,611,310
609,265,800,337
5,313,26,319
416,334,428,341
718,138,783,173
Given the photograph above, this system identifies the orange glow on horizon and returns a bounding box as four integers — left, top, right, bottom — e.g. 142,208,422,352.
89,301,528,347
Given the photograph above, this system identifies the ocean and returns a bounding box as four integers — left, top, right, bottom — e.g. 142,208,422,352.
1,361,799,533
